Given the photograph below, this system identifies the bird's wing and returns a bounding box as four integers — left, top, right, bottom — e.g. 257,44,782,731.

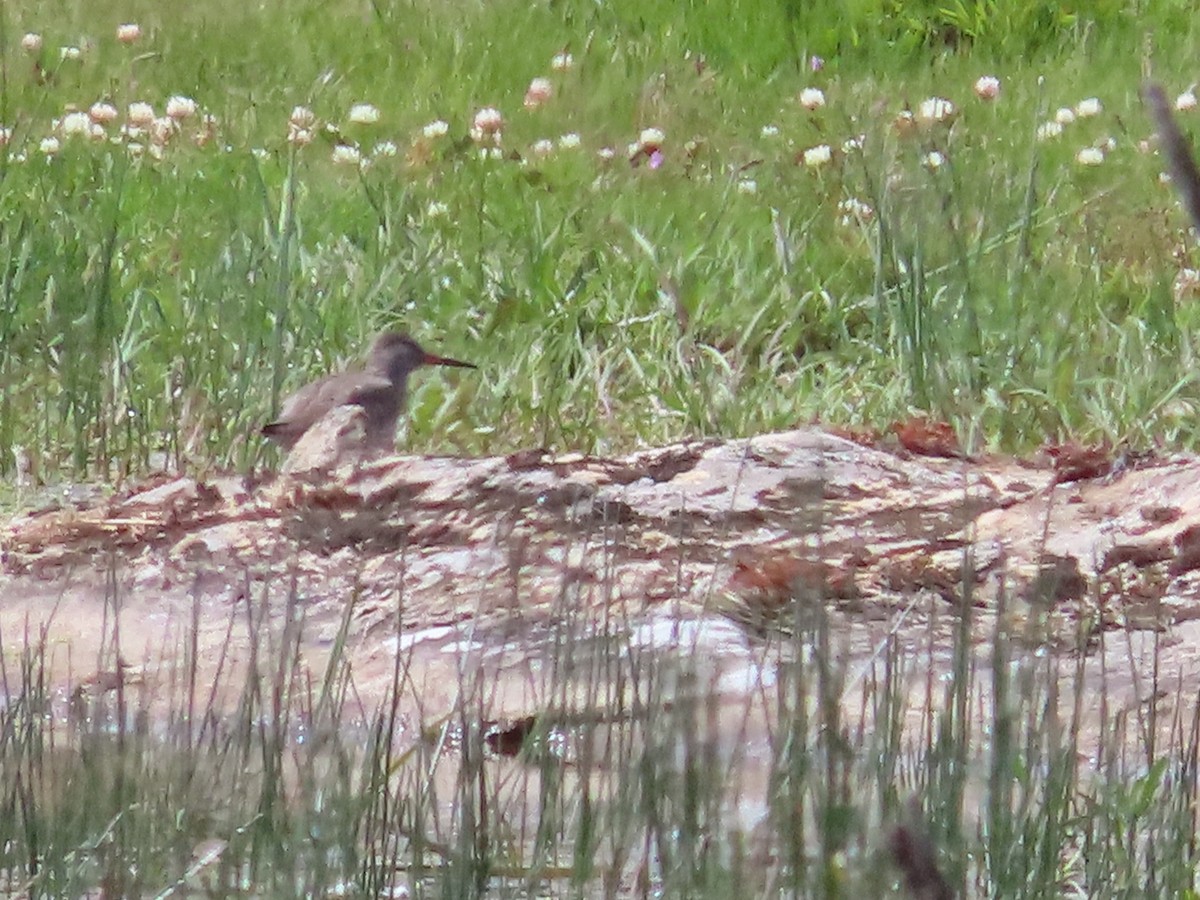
273,372,391,432
344,376,395,407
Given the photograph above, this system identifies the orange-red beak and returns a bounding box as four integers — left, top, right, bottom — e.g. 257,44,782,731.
422,351,476,369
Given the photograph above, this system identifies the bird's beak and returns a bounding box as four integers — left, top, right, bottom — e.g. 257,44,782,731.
422,351,476,369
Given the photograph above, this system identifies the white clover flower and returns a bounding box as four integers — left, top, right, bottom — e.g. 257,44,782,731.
166,95,197,120
736,178,757,194
372,140,398,157
478,145,503,160
973,75,1001,101
331,144,361,165
59,46,82,61
1075,97,1102,118
837,197,875,224
1054,107,1076,125
1075,146,1104,166
88,122,106,142
422,119,448,139
923,150,946,170
761,124,780,138
597,146,616,161
1036,121,1064,141
289,106,316,129
40,136,61,155
917,97,955,123
0,126,11,147
893,109,916,135
426,201,449,217
524,77,553,109
802,144,832,168
1173,268,1200,304
531,139,554,156
89,102,118,124
551,52,574,71
841,134,865,153
60,111,91,137
150,117,176,146
1177,90,1197,112
558,132,581,149
288,128,313,147
127,102,155,126
799,87,826,110
116,23,141,44
473,107,503,132
638,127,664,149
470,110,504,144
348,103,380,125
21,33,42,54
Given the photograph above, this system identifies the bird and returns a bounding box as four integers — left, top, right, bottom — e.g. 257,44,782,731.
261,332,476,453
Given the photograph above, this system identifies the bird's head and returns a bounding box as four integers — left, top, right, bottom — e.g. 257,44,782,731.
368,332,476,382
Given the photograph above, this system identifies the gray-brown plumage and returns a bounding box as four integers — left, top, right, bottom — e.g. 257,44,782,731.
261,332,475,452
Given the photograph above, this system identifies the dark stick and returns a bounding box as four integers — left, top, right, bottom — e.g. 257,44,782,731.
1143,81,1200,239
887,799,955,900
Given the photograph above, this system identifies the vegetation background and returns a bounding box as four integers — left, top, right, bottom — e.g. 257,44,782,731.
3,1,1200,896
2,0,1199,488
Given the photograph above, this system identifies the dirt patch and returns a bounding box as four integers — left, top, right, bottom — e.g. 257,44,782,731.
3,427,1199,745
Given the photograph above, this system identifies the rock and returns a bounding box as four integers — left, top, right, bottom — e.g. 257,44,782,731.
3,426,1190,639
281,404,372,478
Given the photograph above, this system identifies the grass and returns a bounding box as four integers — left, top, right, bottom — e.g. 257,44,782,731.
5,0,1200,895
3,572,1199,896
0,0,1199,482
